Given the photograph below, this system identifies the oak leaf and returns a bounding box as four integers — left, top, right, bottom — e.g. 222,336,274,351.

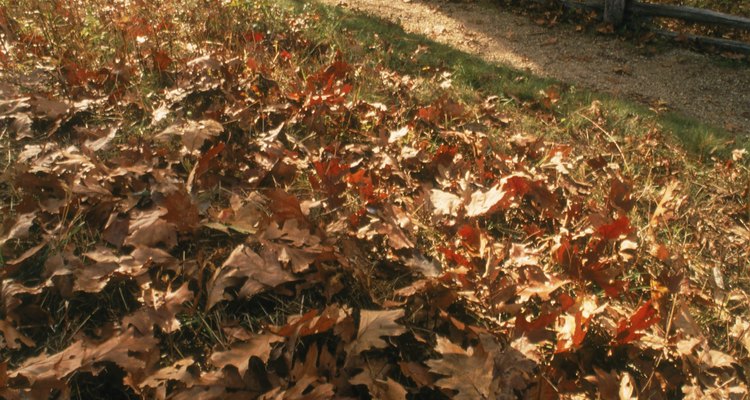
10,328,158,389
274,305,350,338
123,284,194,335
615,300,660,345
138,357,196,390
430,189,462,216
210,333,284,376
158,119,223,153
0,320,35,350
350,357,407,400
426,336,494,400
0,213,36,247
207,245,297,309
124,208,178,249
261,219,326,273
347,309,406,356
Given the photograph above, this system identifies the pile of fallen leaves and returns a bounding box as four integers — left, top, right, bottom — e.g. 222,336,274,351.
1,1,749,398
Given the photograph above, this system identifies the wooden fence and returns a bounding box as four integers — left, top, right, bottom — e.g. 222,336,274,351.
558,0,750,52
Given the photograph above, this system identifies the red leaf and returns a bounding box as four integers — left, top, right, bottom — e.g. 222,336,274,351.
346,169,375,202
187,141,225,190
516,311,559,333
313,158,348,201
431,145,457,166
243,30,264,43
265,189,308,225
246,57,259,71
308,60,351,88
596,215,632,240
615,300,660,344
438,246,472,268
457,224,480,249
152,50,172,71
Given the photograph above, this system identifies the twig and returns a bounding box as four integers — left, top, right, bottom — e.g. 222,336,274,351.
575,111,631,174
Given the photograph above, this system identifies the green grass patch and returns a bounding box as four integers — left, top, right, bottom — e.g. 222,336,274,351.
282,0,747,159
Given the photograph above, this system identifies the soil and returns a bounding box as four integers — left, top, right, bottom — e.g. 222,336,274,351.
322,0,750,135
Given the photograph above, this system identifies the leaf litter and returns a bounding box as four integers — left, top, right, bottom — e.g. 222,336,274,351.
0,1,749,399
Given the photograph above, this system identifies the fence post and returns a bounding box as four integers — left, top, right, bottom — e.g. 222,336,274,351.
604,0,627,25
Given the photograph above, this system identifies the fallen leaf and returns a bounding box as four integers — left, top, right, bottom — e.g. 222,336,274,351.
426,336,494,400
210,333,284,376
0,213,36,246
347,309,406,356
138,358,196,390
466,174,531,217
10,328,158,390
207,245,297,309
430,189,462,216
0,320,35,349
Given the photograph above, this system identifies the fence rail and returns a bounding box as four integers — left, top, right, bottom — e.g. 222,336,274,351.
556,0,750,53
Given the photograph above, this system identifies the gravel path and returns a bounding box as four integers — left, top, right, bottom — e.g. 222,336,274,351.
323,0,750,134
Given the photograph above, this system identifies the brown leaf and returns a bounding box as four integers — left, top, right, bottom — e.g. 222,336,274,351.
0,213,35,246
584,367,620,400
261,219,325,273
206,193,265,235
347,309,406,356
649,181,680,229
555,295,604,353
0,319,35,349
388,126,409,143
359,220,414,250
123,284,194,335
30,96,69,119
265,189,308,225
3,241,48,268
102,213,130,247
608,175,636,213
158,119,223,153
274,306,345,341
124,208,178,249
350,357,407,400
210,333,284,376
186,141,225,192
426,336,494,400
138,357,196,390
83,127,118,152
10,328,158,389
700,348,736,369
207,245,296,309
403,253,441,278
10,113,33,139
399,361,433,387
159,187,201,232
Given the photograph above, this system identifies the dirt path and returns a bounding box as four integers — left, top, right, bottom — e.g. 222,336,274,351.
322,0,750,134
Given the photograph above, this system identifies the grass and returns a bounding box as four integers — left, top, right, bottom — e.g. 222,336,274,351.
285,0,748,159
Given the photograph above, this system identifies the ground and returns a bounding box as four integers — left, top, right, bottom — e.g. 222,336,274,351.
1,0,749,398
324,0,750,134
